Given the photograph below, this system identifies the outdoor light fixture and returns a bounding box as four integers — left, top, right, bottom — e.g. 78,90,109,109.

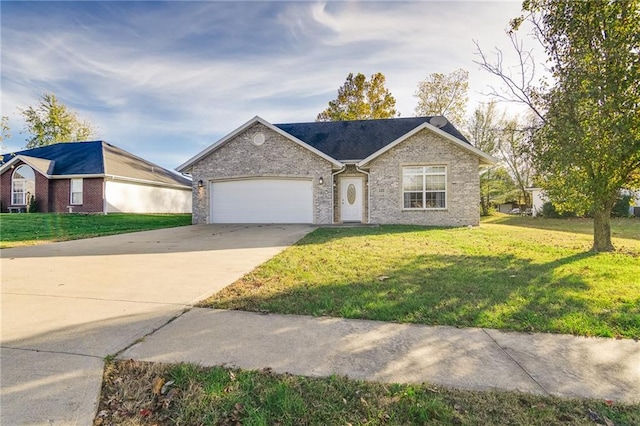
198,180,204,188
319,177,324,185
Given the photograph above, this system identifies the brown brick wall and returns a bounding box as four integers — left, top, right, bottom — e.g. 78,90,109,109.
0,167,12,212
49,178,104,213
0,161,104,213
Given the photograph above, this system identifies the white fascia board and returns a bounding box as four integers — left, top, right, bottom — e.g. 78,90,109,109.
261,118,344,168
52,174,105,179
357,122,498,167
176,116,343,172
0,155,55,176
176,116,263,172
105,174,192,189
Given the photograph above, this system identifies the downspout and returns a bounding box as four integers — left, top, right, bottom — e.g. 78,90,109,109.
102,179,107,215
355,165,370,224
331,165,346,224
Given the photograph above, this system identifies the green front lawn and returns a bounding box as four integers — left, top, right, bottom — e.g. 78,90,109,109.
201,217,640,339
96,360,640,425
0,213,192,248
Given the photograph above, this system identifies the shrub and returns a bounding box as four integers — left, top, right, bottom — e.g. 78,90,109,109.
541,202,578,218
27,195,38,213
612,195,632,218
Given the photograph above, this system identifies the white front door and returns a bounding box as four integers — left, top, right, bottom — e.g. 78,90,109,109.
340,177,363,222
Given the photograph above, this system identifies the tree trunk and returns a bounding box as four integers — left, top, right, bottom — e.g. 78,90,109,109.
592,208,614,252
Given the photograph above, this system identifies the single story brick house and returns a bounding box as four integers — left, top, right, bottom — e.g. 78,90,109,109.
0,141,192,214
177,116,495,226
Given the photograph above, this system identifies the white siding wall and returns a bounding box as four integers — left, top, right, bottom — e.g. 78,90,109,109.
105,180,192,213
530,188,546,217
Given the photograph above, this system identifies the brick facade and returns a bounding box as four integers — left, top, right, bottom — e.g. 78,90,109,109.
0,161,104,213
367,128,480,226
48,178,104,213
187,122,482,227
189,123,334,224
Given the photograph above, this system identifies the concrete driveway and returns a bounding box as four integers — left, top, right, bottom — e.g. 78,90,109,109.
0,224,314,425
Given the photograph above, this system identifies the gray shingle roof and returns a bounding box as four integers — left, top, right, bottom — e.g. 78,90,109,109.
3,141,190,187
274,117,470,162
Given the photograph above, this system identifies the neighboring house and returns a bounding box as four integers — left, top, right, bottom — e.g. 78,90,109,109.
0,141,192,214
177,116,495,226
527,187,640,217
527,187,546,217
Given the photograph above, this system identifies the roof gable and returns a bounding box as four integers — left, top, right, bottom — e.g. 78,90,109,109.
176,116,343,172
358,121,496,166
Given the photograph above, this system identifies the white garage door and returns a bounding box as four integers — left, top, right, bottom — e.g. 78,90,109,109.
211,179,313,223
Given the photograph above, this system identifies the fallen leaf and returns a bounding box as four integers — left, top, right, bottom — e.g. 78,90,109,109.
152,377,165,395
139,408,152,417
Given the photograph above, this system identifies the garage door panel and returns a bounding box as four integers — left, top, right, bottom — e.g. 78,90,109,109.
211,179,313,223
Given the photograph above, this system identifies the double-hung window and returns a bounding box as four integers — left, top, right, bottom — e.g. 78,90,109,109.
402,166,447,209
70,178,83,205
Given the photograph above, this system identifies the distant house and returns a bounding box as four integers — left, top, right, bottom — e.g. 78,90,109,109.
177,116,495,226
527,187,640,217
0,141,192,214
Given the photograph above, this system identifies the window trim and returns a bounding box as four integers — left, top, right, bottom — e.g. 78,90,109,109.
402,165,447,210
12,165,36,206
70,178,83,205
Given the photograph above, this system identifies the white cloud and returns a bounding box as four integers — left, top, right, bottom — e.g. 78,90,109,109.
1,0,537,169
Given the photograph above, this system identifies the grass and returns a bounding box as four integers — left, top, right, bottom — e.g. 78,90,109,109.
200,216,640,339
94,360,640,425
0,213,192,248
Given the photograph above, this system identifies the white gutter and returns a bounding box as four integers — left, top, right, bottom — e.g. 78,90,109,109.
105,174,191,189
355,165,371,224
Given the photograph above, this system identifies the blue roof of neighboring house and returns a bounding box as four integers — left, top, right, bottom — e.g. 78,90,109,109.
2,141,190,187
9,141,105,175
274,117,470,162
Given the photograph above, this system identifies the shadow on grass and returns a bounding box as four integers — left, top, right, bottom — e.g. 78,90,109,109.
482,216,640,241
210,250,640,339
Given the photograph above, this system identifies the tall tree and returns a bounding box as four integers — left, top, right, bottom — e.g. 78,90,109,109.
0,116,10,162
476,0,640,252
480,166,520,215
317,72,398,121
498,115,536,208
467,101,501,155
21,93,96,148
414,69,469,127
527,0,639,252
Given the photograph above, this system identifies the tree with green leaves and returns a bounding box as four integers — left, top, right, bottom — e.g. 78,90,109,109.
317,72,398,121
414,69,469,127
477,0,640,252
523,0,639,252
480,166,520,215
0,116,10,162
21,93,96,148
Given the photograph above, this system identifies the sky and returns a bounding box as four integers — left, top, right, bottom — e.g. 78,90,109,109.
1,0,538,172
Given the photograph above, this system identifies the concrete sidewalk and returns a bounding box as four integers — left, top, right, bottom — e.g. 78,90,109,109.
121,308,640,404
